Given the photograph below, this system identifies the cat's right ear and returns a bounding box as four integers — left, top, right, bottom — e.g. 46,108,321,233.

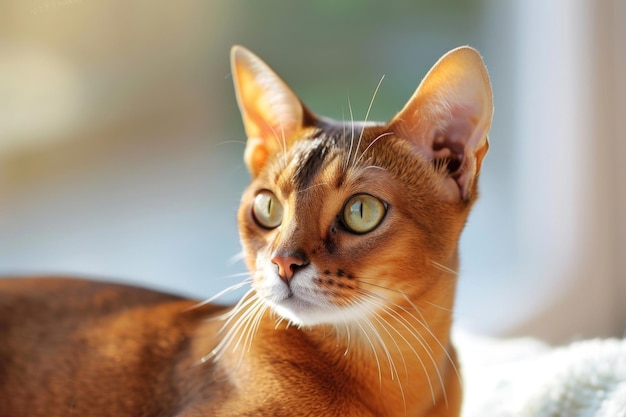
231,46,306,177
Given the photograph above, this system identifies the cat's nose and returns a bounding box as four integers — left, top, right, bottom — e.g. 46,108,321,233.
271,250,309,283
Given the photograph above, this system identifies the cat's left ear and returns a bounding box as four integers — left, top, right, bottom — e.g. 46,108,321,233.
388,46,493,202
231,46,309,177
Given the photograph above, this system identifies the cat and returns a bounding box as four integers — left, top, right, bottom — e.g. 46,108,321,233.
0,45,492,417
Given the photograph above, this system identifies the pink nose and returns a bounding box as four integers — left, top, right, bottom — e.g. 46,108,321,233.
271,252,308,283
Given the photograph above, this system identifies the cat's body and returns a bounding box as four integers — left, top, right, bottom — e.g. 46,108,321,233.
0,46,492,417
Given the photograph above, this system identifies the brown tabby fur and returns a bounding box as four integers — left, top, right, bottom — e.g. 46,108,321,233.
0,46,492,416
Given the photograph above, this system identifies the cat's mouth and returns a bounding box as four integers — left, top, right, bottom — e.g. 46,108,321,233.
262,279,369,328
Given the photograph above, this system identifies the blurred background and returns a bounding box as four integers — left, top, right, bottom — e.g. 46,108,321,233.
1,0,624,344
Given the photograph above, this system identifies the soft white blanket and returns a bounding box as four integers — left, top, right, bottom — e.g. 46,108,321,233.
455,331,626,417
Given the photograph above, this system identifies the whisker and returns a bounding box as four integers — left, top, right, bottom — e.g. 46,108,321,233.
262,119,289,170
343,320,352,356
351,75,385,169
353,284,453,407
232,302,268,371
344,95,356,173
365,306,410,415
230,299,265,369
360,314,396,381
341,106,348,172
214,290,258,334
422,301,454,313
354,131,394,167
279,122,288,168
372,298,443,407
185,278,252,311
356,278,411,295
354,319,382,386
247,304,268,353
430,260,459,276
355,287,433,354
296,182,331,195
357,312,408,414
211,295,262,362
195,290,258,365
232,299,264,353
217,140,247,147
273,314,286,329
228,252,246,265
398,294,462,393
362,165,388,172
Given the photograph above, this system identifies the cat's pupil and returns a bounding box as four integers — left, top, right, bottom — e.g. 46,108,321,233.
353,201,363,218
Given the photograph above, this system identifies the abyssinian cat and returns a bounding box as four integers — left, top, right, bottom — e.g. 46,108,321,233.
0,45,492,417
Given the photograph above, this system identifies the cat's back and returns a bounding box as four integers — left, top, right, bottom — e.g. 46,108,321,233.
0,277,199,331
0,277,222,417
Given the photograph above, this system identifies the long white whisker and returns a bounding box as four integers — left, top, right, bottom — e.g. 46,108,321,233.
354,284,433,352
194,290,257,365
385,304,446,408
354,319,382,386
430,260,459,276
356,285,451,407
279,122,288,167
341,106,348,172
274,315,286,329
368,309,408,416
360,314,396,381
343,320,352,356
228,252,246,265
217,140,247,146
212,295,262,362
262,120,289,170
362,291,441,407
344,95,356,172
354,132,394,167
232,299,264,353
218,292,260,335
362,165,387,171
246,304,268,353
231,299,265,369
399,293,462,392
358,292,434,409
296,182,331,195
185,278,252,311
351,75,385,168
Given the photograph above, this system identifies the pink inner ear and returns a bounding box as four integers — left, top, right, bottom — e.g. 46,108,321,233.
429,105,481,168
416,103,488,201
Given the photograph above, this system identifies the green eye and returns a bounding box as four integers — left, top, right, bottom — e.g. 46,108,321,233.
252,190,283,229
342,194,387,234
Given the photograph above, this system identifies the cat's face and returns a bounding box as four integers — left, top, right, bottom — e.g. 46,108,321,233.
232,46,492,327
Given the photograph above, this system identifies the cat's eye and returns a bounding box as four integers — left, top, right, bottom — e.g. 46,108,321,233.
252,190,284,229
342,194,387,234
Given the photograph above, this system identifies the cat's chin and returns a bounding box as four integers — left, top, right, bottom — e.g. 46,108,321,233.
267,296,369,328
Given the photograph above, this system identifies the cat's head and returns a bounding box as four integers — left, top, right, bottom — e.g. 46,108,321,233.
231,46,492,327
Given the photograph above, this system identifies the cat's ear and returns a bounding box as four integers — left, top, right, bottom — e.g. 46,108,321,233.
388,46,493,202
231,46,307,177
